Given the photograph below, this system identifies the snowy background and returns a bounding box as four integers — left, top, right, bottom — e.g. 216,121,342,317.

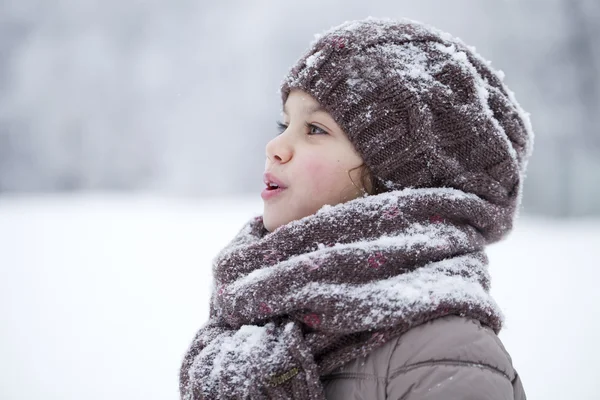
1,0,599,215
1,195,599,399
1,1,599,399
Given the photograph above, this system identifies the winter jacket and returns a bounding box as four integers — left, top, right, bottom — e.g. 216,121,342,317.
321,315,525,399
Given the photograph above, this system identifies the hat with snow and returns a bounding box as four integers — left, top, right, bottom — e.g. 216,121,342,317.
280,17,534,209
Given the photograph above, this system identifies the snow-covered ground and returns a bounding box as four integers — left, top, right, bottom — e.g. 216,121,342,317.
0,194,598,400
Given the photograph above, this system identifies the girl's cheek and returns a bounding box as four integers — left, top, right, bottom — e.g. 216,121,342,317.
303,157,338,193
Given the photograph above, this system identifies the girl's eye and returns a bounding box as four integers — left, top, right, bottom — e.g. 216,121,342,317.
304,122,327,135
275,120,328,136
276,121,288,135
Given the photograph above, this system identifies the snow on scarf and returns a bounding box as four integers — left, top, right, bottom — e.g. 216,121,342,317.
179,187,512,399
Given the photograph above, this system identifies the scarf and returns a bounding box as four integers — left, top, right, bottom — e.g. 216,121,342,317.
179,187,512,399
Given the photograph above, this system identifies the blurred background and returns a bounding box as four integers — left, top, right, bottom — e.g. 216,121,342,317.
1,1,598,399
1,0,599,215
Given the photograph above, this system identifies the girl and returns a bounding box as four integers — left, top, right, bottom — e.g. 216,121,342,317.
180,17,533,399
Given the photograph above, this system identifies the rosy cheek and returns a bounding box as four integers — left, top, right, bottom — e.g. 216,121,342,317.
303,157,337,193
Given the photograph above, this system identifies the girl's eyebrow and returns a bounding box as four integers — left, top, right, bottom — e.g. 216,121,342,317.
283,103,326,115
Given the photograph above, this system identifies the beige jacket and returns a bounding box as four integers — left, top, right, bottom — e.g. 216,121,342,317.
321,316,525,399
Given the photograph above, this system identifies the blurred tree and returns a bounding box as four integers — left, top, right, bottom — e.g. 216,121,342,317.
563,0,599,147
0,0,598,215
557,0,600,216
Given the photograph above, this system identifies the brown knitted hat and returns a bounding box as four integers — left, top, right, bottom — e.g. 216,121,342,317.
281,17,534,210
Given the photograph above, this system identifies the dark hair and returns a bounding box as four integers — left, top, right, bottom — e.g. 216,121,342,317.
348,163,387,196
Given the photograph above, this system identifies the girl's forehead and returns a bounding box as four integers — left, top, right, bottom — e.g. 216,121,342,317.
283,91,325,115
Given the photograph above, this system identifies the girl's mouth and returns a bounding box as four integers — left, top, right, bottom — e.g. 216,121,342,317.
261,185,286,201
262,172,288,201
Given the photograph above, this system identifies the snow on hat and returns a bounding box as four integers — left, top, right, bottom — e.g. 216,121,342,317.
280,17,534,210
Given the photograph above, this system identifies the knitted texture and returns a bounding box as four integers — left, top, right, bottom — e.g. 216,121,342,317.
281,17,534,238
179,17,534,399
179,188,505,399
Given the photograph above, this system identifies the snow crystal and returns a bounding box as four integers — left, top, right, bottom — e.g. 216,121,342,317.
226,221,466,294
191,319,302,396
206,325,266,382
497,69,506,81
253,187,488,242
314,187,484,216
284,49,326,88
382,42,437,87
434,42,519,165
305,50,323,69
287,253,498,330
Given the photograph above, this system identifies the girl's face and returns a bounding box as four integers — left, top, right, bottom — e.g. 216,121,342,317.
262,89,368,232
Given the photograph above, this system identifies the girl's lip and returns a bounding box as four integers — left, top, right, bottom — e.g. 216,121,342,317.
263,172,288,189
261,187,286,201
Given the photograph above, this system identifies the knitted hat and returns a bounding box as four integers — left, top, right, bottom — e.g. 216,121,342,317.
280,17,534,210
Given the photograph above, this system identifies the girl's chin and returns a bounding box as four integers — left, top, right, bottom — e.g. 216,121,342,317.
262,213,283,232
262,210,299,232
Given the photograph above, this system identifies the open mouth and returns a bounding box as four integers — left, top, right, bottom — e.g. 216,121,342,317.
261,174,287,201
262,172,288,200
263,172,287,191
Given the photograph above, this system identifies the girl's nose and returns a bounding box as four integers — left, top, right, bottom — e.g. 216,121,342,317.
265,136,292,164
